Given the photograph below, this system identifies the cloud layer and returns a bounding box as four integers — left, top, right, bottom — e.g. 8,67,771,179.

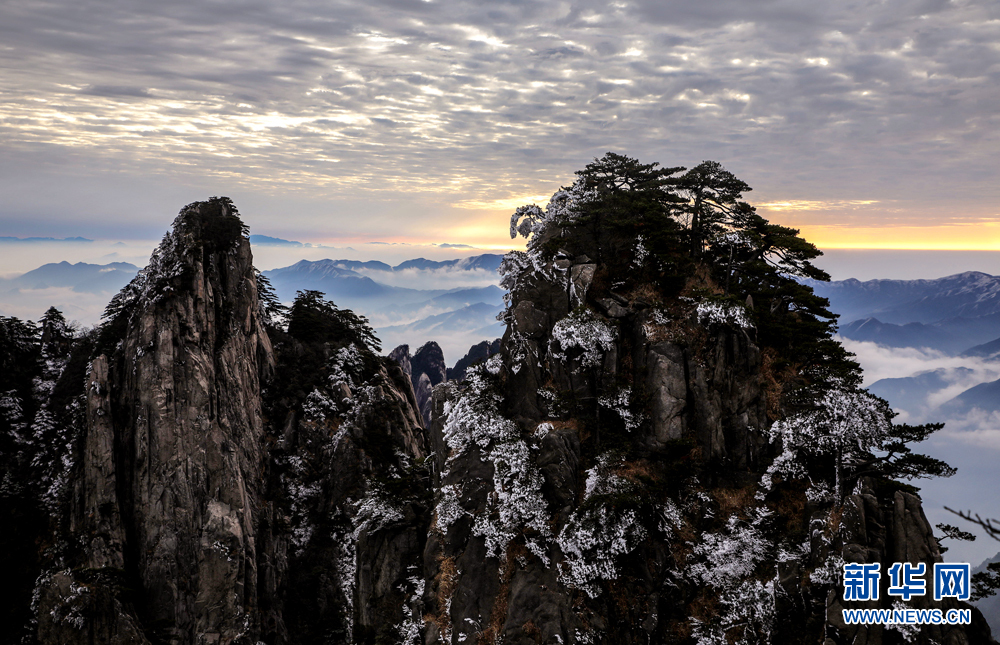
846,337,1000,563
1,0,998,242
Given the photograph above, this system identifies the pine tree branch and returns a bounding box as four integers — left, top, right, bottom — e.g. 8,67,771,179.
945,507,1000,542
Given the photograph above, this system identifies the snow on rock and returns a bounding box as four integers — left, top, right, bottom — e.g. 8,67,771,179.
533,422,553,440
549,309,616,370
695,300,753,330
598,387,644,431
435,483,467,533
441,367,519,463
438,363,551,561
556,503,647,599
353,484,405,538
505,331,534,375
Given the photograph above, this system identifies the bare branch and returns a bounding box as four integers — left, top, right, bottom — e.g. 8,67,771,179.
945,507,1000,542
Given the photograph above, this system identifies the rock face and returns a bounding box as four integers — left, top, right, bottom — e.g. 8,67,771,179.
389,340,448,427
411,187,995,644
826,488,997,645
37,199,275,643
23,199,432,644
447,338,502,382
412,341,447,388
388,344,413,381
260,322,428,644
1,193,994,645
416,222,778,643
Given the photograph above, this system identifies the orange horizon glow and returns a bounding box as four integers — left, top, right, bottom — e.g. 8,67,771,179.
800,223,1000,251
302,223,1000,252
251,198,1000,252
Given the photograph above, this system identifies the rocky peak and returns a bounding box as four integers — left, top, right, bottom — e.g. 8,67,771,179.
3,171,994,645
37,197,276,643
388,340,447,428
415,156,993,644
411,341,447,387
388,343,413,380
447,338,502,382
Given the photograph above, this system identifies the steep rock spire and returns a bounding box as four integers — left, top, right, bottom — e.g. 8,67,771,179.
39,198,274,643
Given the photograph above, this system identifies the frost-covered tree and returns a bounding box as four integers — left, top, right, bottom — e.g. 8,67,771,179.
509,153,854,390
0,312,86,639
0,316,40,405
39,307,73,357
507,152,688,290
573,152,686,274
766,387,953,499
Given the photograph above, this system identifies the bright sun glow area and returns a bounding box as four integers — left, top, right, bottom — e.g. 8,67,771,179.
451,195,551,211
801,223,1000,250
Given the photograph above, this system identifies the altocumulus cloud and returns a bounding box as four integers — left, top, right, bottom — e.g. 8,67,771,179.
0,0,998,238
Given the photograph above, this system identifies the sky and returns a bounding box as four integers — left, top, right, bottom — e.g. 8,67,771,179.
1,0,999,250
4,0,1000,561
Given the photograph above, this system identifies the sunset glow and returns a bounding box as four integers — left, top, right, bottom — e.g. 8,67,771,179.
0,0,996,254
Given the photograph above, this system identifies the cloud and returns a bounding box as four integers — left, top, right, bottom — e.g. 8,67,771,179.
78,85,153,98
0,286,112,327
452,196,551,211
845,334,1000,563
840,337,997,389
347,265,500,290
756,200,881,212
0,0,998,242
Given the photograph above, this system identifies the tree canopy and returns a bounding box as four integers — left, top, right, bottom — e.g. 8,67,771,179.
286,290,381,354
507,151,950,495
509,152,854,388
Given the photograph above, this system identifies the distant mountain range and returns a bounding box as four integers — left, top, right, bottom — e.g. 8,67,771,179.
807,272,1000,354
0,261,140,323
942,378,1000,415
370,286,505,326
262,256,502,308
962,337,1000,361
838,314,1000,354
392,255,504,272
0,236,93,243
0,261,139,294
0,254,506,364
267,254,504,278
866,368,976,416
812,271,1000,420
8,256,1000,411
809,271,1000,325
262,254,505,360
265,259,402,304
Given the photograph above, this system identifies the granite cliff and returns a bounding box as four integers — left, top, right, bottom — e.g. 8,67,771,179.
389,342,448,428
0,157,994,645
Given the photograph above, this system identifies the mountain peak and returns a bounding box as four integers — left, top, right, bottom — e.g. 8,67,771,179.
6,174,989,643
